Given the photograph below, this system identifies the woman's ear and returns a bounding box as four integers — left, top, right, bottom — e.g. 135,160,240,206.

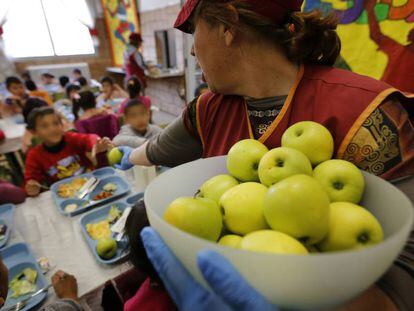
222,4,239,47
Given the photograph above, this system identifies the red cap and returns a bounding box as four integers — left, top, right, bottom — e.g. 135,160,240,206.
174,0,303,33
129,32,143,43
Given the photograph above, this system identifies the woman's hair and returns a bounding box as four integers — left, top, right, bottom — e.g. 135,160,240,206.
100,76,114,85
125,76,142,99
23,98,48,124
72,91,96,120
27,107,59,130
66,84,81,98
25,80,38,91
124,200,160,282
193,0,341,66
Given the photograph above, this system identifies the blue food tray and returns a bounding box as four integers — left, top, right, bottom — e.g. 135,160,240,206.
79,193,144,265
50,167,131,217
0,204,14,249
1,243,48,311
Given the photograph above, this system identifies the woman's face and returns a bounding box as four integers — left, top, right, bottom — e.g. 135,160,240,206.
192,18,236,94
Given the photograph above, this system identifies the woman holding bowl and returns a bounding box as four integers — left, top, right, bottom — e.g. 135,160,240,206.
116,0,414,310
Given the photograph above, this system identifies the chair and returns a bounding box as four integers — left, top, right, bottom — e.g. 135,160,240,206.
75,114,120,139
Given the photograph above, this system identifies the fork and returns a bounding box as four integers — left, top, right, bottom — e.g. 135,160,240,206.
4,284,52,311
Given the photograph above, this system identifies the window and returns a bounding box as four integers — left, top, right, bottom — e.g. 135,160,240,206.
2,0,95,58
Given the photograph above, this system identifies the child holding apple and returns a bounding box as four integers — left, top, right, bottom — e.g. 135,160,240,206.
24,107,109,197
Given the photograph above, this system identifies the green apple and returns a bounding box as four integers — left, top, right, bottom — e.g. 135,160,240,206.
96,237,118,259
264,174,330,245
258,147,312,186
313,159,365,203
281,121,334,166
107,148,123,166
318,202,384,252
199,174,239,204
164,197,222,241
220,182,268,235
218,235,242,248
240,230,308,255
227,139,269,182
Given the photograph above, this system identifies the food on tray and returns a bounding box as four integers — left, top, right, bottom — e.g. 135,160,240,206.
86,206,122,240
0,224,7,240
64,203,78,213
96,237,118,259
57,177,88,198
103,183,117,192
163,122,384,255
86,221,111,240
107,205,122,224
9,268,37,298
92,183,117,201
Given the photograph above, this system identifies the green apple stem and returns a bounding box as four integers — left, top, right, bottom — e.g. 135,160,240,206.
358,232,370,244
194,190,201,198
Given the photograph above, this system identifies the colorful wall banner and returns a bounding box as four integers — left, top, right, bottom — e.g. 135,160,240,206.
305,0,414,88
101,0,140,67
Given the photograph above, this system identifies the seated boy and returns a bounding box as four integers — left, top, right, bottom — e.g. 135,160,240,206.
113,99,162,148
24,107,108,197
1,77,29,117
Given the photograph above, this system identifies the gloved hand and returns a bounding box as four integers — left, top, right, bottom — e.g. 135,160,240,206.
141,227,277,311
114,146,134,170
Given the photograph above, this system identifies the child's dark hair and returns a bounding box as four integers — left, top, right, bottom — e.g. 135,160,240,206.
65,84,81,98
100,76,114,85
125,200,160,282
73,68,82,75
5,76,23,90
77,76,88,87
124,98,147,115
72,91,96,120
23,98,48,125
27,107,59,130
59,76,70,88
126,76,142,99
25,80,38,91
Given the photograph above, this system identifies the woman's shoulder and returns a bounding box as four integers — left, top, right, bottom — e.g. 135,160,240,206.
304,65,393,94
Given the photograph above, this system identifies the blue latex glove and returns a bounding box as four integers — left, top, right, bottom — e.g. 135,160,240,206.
141,227,277,311
114,146,134,170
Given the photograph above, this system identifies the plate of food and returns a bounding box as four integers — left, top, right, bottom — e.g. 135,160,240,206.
0,243,48,311
50,167,131,217
0,204,14,249
79,193,144,265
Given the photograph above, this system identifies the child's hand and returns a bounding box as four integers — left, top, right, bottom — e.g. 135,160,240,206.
51,270,79,301
25,180,41,197
93,137,114,156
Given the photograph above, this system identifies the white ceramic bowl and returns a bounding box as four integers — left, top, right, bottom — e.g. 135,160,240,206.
145,156,413,310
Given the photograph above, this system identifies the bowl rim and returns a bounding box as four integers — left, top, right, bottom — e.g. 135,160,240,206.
145,156,414,259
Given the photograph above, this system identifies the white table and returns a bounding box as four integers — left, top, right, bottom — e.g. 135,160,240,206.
0,118,26,155
9,168,150,308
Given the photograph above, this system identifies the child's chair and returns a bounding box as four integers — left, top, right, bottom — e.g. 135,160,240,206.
75,114,120,139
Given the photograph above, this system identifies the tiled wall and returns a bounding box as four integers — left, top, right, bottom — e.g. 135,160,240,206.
140,4,184,70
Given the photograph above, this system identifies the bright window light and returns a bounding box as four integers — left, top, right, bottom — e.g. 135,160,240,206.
2,0,95,58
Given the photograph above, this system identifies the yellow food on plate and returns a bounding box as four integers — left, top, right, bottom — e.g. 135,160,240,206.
57,178,88,198
86,221,111,240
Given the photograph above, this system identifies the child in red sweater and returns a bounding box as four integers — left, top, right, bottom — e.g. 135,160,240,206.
24,107,108,197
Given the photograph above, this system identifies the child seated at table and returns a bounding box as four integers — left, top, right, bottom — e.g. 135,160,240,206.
97,76,128,107
73,91,110,123
112,99,162,148
118,76,151,116
1,76,29,118
24,107,108,197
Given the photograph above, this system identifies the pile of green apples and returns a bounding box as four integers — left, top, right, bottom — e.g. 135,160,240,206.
164,121,384,255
